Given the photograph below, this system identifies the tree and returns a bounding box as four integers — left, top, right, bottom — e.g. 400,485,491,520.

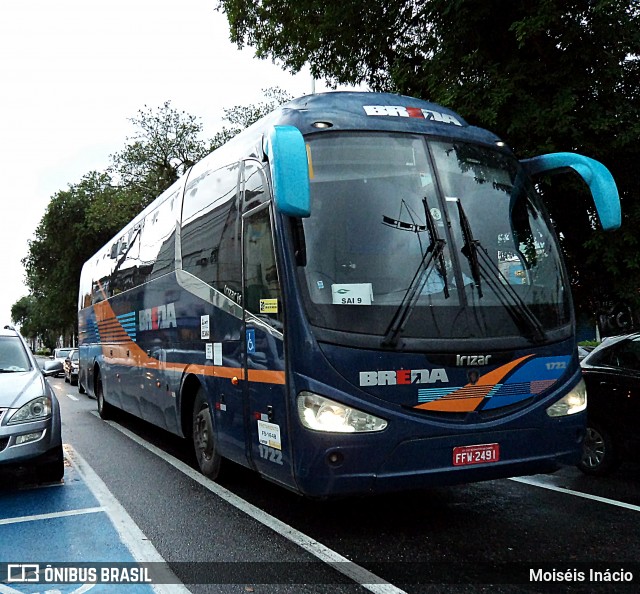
21,172,135,345
219,0,640,323
110,101,211,207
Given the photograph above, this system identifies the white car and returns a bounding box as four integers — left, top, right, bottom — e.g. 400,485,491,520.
51,347,74,377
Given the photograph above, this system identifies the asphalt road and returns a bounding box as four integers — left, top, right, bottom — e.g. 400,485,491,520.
2,372,640,594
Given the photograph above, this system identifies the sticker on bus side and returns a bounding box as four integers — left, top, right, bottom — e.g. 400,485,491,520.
257,420,282,450
201,315,210,339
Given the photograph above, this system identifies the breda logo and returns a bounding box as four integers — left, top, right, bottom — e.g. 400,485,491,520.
139,303,177,331
359,368,449,386
363,105,463,126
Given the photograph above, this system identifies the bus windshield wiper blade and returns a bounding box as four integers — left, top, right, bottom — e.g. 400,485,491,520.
475,250,546,343
453,198,546,343
452,197,483,297
382,203,447,348
423,198,449,299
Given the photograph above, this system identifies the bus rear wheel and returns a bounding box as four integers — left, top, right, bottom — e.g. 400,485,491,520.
96,371,114,420
192,388,221,480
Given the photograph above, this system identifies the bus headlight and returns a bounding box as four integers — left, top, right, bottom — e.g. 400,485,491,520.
546,379,587,417
297,392,388,433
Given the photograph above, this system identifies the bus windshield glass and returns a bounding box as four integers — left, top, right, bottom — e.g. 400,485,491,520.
298,132,571,342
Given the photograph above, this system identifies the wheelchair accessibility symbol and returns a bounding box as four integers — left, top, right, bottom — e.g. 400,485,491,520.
246,329,256,354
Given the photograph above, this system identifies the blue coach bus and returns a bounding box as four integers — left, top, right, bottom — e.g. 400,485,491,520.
78,92,620,497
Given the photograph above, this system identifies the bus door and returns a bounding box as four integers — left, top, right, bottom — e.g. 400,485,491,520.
241,165,292,486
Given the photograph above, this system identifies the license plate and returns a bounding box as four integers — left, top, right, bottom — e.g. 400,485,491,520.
453,443,500,466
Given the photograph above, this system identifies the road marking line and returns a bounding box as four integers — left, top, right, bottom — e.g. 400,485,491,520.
510,475,640,512
100,415,406,594
0,506,105,526
66,445,190,594
67,393,80,401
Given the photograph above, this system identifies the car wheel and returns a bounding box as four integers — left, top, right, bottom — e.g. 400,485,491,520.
192,388,221,480
96,372,114,420
578,422,619,476
71,376,78,386
37,446,64,483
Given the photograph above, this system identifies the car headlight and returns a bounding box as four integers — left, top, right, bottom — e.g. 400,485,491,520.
7,396,53,425
297,391,388,433
546,379,587,417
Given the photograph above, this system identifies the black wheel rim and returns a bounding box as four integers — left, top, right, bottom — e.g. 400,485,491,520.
194,407,214,462
582,427,606,469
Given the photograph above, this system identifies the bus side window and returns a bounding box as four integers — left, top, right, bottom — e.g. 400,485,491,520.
242,160,269,213
181,163,242,300
243,206,282,328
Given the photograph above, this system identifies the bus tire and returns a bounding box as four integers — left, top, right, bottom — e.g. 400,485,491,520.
96,370,114,420
192,388,221,480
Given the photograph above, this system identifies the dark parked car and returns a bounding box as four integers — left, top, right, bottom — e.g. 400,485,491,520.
63,349,79,385
0,326,64,483
578,334,640,475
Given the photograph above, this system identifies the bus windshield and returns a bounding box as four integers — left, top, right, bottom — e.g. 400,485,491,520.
298,132,571,343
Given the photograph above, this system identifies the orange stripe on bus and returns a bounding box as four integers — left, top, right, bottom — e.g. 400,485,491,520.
90,302,286,385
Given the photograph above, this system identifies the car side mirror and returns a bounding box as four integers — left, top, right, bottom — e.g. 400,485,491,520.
42,360,63,377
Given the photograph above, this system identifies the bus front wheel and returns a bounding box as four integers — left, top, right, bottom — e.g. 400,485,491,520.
192,388,221,480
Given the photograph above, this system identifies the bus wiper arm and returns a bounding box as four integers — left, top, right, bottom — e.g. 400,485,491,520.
475,250,546,343
423,198,449,299
452,197,483,297
453,199,546,343
382,235,446,348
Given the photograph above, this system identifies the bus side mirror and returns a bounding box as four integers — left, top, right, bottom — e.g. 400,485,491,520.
264,125,311,218
520,152,621,231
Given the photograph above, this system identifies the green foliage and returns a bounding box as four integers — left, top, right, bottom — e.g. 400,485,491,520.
219,0,640,317
110,101,211,207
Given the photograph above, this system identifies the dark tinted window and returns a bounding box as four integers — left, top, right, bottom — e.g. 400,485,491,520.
243,205,283,329
243,160,269,213
609,339,640,371
139,192,178,283
181,163,242,299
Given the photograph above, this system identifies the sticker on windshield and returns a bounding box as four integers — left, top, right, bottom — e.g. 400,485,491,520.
332,283,373,305
259,298,278,314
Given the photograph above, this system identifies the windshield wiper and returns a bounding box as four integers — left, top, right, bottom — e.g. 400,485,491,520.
452,198,546,343
423,198,449,300
382,201,447,348
452,197,483,297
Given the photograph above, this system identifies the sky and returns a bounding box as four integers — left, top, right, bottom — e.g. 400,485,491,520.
0,0,358,328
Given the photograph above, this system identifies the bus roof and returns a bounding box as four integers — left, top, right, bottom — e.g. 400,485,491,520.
268,91,503,145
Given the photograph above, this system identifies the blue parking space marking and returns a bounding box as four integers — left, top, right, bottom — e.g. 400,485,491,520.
0,469,101,522
0,446,183,594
